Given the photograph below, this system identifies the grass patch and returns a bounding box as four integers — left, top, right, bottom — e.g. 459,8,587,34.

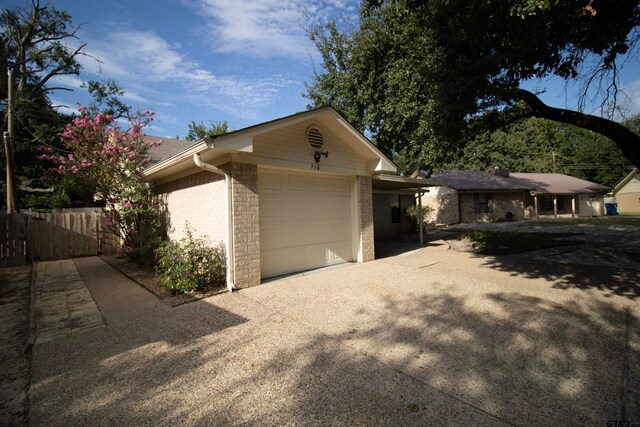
524,217,640,226
462,231,584,255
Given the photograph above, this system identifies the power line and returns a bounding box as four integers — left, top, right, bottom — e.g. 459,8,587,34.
14,112,72,153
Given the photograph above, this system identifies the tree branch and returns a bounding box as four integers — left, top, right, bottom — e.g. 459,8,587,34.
517,88,640,168
28,43,86,96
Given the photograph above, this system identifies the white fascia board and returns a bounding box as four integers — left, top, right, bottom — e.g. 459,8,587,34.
327,114,397,173
143,142,235,183
143,141,207,178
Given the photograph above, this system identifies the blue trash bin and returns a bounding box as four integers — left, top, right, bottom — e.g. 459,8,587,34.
605,203,618,216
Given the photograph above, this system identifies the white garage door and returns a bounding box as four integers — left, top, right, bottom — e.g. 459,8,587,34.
259,170,353,278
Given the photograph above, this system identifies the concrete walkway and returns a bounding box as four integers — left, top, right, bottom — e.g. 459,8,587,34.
28,253,639,426
34,260,105,344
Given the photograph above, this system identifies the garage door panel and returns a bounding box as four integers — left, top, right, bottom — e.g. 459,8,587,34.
260,240,353,278
259,170,353,278
260,196,286,218
287,174,308,191
326,176,350,193
260,172,283,190
261,218,351,249
327,220,351,240
326,240,352,263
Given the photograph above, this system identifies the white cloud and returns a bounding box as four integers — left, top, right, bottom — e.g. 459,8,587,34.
619,79,640,118
79,29,296,120
49,75,85,90
122,91,150,104
187,0,357,59
49,98,79,113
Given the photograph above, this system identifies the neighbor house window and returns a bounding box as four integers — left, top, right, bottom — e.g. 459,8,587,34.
474,193,492,214
391,195,401,223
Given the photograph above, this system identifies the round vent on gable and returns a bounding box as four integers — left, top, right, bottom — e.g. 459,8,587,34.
306,126,324,150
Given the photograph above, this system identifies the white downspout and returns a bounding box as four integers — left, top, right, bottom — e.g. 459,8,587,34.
193,153,235,292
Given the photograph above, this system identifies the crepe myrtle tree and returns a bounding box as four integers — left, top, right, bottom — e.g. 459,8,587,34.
39,104,163,262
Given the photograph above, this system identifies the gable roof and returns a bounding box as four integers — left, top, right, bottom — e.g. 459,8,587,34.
613,168,640,194
143,107,396,182
432,170,609,195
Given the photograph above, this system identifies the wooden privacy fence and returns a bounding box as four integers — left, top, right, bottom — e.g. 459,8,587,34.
0,209,117,267
0,213,28,267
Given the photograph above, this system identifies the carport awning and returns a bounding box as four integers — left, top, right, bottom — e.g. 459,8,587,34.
372,174,442,192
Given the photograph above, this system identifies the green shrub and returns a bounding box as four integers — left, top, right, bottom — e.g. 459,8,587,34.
155,224,226,294
405,204,434,229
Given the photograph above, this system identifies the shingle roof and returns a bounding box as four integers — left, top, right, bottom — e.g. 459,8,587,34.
433,170,610,195
432,171,533,191
144,135,198,166
511,173,610,195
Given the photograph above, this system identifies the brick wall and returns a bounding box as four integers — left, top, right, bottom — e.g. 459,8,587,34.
155,171,227,244
616,192,640,213
421,187,460,225
459,192,524,222
357,176,375,262
222,162,261,289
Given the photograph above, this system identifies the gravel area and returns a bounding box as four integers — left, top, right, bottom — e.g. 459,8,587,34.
29,236,639,426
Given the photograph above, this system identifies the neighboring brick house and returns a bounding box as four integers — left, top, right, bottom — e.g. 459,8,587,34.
144,107,396,290
613,168,640,214
416,168,609,223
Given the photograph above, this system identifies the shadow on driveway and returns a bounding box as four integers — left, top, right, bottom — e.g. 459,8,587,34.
29,251,640,425
252,285,637,426
481,255,640,300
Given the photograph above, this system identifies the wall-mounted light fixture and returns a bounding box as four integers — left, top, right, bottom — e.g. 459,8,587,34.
314,151,329,163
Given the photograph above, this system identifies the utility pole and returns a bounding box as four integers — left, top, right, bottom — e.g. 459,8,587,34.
4,68,17,213
552,151,557,174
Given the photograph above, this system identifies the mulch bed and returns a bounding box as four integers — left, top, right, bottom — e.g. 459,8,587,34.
100,256,226,307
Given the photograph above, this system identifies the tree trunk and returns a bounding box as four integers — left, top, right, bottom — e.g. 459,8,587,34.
517,88,640,168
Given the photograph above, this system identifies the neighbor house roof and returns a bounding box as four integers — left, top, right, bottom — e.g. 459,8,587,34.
612,168,640,194
431,171,533,191
372,174,443,192
144,136,198,166
432,170,609,195
510,173,610,195
143,106,396,182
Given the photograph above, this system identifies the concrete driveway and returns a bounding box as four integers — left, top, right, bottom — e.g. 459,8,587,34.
30,239,639,425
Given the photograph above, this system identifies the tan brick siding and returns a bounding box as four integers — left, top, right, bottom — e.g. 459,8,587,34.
421,187,460,225
357,176,375,262
155,171,227,244
222,162,261,289
459,192,524,223
615,192,640,213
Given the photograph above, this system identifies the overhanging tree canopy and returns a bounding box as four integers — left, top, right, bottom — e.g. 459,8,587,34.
306,0,640,168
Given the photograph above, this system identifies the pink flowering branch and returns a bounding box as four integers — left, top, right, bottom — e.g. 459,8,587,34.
41,104,164,257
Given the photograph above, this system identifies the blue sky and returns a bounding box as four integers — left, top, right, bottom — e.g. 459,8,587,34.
6,0,640,138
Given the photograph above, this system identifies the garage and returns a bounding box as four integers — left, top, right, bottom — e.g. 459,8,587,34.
144,107,396,289
259,169,353,278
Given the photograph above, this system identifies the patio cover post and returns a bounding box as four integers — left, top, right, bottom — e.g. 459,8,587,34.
533,195,539,220
553,195,558,218
571,196,576,218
